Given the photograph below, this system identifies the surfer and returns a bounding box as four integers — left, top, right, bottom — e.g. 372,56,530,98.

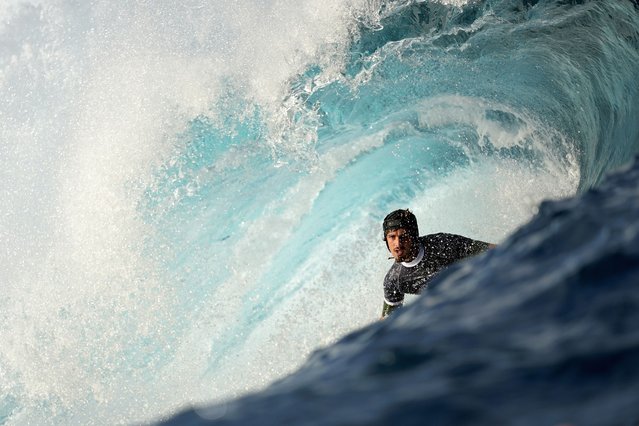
381,209,496,319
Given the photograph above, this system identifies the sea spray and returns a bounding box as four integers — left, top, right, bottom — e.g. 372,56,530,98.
1,0,638,424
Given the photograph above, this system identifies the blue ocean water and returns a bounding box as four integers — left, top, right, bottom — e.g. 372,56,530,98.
164,154,639,425
0,0,638,424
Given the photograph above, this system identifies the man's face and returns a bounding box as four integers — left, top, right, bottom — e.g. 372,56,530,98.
385,228,415,262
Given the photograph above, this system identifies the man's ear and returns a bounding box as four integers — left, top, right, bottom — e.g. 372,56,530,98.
383,233,390,251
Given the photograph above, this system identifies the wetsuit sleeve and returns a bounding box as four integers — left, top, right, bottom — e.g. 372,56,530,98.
435,233,491,260
383,269,405,306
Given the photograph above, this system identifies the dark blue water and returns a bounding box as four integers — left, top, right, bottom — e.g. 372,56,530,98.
2,0,638,424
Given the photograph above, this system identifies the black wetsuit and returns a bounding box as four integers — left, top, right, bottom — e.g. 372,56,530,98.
383,233,490,307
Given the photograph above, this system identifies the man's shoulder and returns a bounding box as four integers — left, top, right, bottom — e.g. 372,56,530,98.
420,233,472,257
420,233,455,245
383,261,403,282
384,261,402,274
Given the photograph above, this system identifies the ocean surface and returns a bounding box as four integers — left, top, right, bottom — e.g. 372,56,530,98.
0,0,638,425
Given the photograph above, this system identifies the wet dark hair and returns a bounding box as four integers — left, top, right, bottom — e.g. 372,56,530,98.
382,209,419,241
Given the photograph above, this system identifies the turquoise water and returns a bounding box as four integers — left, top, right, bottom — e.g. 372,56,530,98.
1,0,638,424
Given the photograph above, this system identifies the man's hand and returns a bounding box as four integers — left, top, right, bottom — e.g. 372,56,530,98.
381,301,401,320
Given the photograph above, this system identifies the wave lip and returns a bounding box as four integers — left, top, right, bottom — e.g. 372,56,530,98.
160,155,639,425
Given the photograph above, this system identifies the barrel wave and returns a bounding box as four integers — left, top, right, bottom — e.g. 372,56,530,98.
0,0,638,425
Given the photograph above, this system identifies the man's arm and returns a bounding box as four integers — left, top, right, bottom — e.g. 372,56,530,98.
381,300,402,320
467,239,496,255
434,233,495,258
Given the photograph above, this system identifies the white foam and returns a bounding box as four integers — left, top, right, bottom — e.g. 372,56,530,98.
0,1,583,424
0,0,384,423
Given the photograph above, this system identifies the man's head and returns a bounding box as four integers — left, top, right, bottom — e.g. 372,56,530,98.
382,209,419,262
